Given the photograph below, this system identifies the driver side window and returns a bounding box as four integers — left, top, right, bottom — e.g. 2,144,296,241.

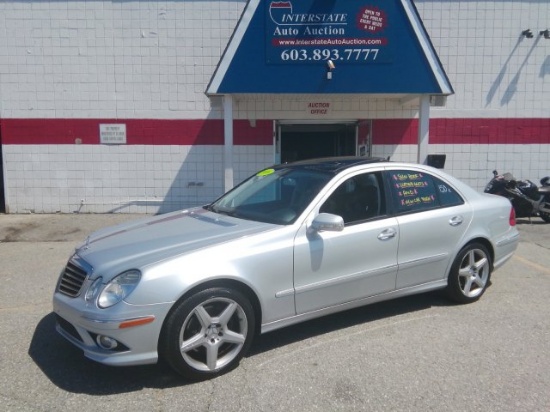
320,172,385,225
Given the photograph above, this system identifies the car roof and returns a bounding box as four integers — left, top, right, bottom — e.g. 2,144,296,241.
274,156,388,174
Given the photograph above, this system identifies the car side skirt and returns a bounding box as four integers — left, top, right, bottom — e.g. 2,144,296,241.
260,279,448,334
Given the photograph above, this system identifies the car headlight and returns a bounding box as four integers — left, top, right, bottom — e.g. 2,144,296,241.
85,277,103,304
97,270,141,309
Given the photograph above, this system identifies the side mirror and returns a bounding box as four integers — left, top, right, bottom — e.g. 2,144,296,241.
310,213,344,232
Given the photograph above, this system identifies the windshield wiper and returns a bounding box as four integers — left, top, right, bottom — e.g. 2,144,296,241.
205,204,238,217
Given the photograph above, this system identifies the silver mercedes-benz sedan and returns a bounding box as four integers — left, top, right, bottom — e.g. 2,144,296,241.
53,157,519,380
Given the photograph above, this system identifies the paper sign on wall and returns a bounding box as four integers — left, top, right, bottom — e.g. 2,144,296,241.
100,124,127,144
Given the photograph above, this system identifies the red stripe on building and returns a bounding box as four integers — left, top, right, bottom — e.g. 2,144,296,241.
234,120,273,145
372,118,550,145
372,119,418,145
0,119,273,145
429,118,550,144
1,118,549,145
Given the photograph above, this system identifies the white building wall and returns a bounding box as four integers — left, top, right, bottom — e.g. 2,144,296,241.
2,145,219,213
0,0,248,213
1,1,549,213
371,143,550,188
0,0,245,119
416,0,550,118
2,143,272,213
415,0,550,189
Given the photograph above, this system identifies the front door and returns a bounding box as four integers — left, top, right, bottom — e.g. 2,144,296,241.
293,171,399,314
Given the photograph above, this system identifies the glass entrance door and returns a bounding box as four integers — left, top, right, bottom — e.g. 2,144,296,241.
278,123,357,163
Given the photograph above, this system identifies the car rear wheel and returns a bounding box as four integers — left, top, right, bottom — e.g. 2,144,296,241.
446,243,491,303
160,287,255,380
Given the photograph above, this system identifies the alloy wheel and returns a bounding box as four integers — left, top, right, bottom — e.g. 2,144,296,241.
457,248,490,298
179,297,248,372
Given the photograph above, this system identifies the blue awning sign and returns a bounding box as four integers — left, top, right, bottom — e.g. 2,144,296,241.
207,0,453,95
267,2,392,65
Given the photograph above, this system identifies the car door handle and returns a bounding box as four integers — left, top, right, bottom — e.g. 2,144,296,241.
378,228,397,241
449,216,463,226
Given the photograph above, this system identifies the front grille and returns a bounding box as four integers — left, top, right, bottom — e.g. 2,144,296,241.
58,260,88,297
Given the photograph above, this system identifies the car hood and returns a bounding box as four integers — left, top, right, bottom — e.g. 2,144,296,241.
75,208,276,278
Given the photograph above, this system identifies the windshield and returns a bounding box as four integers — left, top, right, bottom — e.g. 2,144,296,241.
207,167,332,224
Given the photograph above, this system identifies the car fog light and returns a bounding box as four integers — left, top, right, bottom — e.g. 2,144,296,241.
96,335,118,350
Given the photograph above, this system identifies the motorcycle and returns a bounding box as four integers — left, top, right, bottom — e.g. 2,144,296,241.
484,170,550,223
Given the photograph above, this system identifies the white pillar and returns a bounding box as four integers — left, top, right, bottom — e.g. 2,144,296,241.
223,95,234,192
417,95,430,164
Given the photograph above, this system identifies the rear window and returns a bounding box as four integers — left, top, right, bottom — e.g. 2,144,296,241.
433,176,464,207
387,170,464,214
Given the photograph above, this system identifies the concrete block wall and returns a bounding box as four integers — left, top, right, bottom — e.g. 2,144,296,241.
0,1,248,213
372,143,550,190
416,0,550,118
2,145,222,213
0,0,245,119
1,1,549,213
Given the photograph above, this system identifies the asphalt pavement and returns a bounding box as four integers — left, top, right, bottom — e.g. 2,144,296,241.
0,213,548,412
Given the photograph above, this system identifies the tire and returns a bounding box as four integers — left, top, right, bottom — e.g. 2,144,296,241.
446,243,492,304
159,287,255,380
539,195,550,223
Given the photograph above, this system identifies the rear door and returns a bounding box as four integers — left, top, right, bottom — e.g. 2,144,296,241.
385,168,473,289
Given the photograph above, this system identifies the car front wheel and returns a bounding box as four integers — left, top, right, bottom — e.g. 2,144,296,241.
160,287,255,380
446,243,492,303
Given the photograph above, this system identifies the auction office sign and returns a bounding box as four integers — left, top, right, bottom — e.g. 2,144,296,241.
266,0,392,65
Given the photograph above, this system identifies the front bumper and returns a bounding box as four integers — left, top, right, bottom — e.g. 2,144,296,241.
53,292,173,366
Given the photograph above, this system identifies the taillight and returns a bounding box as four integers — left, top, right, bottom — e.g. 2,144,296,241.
509,207,516,226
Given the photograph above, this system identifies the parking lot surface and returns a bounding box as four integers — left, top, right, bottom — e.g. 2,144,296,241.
0,214,548,412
